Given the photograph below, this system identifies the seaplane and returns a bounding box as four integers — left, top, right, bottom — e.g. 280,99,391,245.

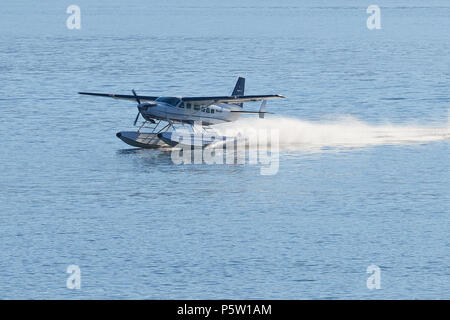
79,77,284,148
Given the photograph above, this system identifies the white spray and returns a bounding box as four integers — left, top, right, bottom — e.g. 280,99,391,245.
213,115,450,152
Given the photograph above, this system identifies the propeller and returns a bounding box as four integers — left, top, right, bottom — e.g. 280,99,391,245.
133,111,140,126
132,89,141,104
132,89,141,126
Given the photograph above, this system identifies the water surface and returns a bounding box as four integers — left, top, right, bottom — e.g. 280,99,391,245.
0,0,449,299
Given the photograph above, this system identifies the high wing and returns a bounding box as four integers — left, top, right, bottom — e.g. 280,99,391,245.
78,92,158,102
181,95,284,105
78,92,284,105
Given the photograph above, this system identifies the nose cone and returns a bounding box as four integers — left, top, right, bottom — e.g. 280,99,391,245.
137,104,147,113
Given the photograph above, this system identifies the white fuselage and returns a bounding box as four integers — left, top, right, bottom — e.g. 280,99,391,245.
139,101,242,125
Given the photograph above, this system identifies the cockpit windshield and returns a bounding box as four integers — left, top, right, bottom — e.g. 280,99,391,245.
155,97,181,107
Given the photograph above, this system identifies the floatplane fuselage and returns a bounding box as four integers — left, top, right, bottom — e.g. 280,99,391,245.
79,77,284,148
136,96,242,126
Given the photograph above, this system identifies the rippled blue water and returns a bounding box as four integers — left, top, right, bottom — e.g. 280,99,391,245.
0,0,449,299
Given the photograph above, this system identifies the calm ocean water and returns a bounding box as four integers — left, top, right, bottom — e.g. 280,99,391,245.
0,0,449,299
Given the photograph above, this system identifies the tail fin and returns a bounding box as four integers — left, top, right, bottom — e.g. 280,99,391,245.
231,77,245,108
232,77,245,96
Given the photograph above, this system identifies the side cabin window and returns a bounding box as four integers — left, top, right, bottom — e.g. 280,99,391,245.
206,108,210,113
194,105,200,110
211,109,215,114
186,103,192,109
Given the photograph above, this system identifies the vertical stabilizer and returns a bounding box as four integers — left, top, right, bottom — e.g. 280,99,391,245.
231,77,245,108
